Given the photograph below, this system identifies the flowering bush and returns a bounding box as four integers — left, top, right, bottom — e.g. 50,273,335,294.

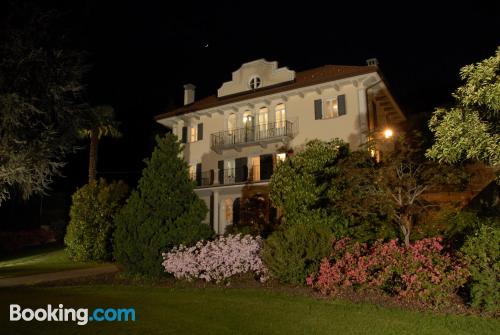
162,234,268,283
307,237,469,307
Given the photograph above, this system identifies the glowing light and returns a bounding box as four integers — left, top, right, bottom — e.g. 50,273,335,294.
384,128,393,139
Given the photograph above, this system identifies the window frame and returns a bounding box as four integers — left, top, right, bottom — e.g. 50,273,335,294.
322,97,339,119
248,75,262,90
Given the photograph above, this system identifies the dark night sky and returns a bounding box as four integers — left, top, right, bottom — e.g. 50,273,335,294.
5,1,500,191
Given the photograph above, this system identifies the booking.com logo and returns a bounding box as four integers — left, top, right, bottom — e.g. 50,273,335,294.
10,304,136,326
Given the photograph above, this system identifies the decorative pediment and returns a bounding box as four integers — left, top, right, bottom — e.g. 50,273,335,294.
217,59,295,98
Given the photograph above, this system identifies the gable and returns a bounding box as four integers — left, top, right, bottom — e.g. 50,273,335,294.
217,59,295,97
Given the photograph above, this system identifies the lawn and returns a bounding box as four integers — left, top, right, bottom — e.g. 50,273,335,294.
0,285,498,335
0,245,106,278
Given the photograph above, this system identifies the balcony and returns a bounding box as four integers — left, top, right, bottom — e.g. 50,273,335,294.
192,165,272,188
210,121,296,152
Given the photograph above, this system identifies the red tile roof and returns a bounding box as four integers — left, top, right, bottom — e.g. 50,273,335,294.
155,64,378,120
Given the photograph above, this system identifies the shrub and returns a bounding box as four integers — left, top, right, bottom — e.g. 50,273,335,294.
308,237,469,307
262,222,332,284
113,134,213,277
461,224,500,314
64,179,128,261
162,234,267,283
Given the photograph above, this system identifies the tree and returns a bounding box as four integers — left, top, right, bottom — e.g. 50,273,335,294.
379,132,468,246
427,48,500,172
269,139,393,241
113,134,213,277
0,8,88,205
65,179,129,261
79,106,121,183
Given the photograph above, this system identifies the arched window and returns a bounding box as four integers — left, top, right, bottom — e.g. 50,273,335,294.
275,103,286,129
227,113,236,134
257,107,268,137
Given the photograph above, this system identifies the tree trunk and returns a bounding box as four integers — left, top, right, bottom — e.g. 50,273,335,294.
88,128,98,183
399,212,412,247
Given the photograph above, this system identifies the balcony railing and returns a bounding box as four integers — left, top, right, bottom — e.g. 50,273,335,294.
193,165,271,188
210,121,295,152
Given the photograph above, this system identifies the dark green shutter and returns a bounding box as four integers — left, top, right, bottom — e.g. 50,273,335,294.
314,99,323,120
197,123,203,140
218,160,224,184
338,94,346,116
181,126,187,143
235,157,248,182
196,163,202,186
260,154,273,180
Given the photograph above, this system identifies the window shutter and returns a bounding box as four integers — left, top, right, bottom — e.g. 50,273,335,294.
181,126,188,143
197,123,203,140
196,163,202,186
235,157,248,182
338,94,346,116
314,99,323,120
218,160,224,184
260,154,273,180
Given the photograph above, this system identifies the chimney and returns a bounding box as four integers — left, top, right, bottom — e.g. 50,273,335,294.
366,58,379,66
183,84,196,105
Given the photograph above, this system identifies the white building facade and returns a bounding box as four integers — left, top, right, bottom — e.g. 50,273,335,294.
156,59,405,234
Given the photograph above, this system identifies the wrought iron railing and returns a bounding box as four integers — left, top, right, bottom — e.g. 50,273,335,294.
210,120,295,151
193,165,272,188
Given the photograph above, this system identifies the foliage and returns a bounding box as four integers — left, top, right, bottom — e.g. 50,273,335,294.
269,139,346,223
113,134,213,277
262,222,333,284
269,139,393,242
232,190,279,237
427,108,500,166
162,234,267,283
308,237,469,307
378,132,469,245
461,224,500,314
427,48,500,171
79,105,121,183
64,179,129,261
0,8,89,204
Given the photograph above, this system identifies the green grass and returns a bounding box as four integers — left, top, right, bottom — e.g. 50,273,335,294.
0,286,498,335
0,245,106,278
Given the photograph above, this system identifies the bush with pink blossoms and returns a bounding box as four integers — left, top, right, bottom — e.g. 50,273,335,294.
162,234,268,283
307,237,469,307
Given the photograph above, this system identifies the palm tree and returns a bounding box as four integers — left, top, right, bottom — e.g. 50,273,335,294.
80,105,121,183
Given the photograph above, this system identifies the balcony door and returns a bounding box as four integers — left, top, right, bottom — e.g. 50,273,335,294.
257,107,268,140
243,111,254,142
275,103,286,136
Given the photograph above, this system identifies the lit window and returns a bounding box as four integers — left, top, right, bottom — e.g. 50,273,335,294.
323,98,338,119
275,103,286,128
251,156,260,181
249,76,262,90
276,153,286,164
257,107,268,134
188,165,196,180
224,198,233,225
224,160,236,184
190,126,197,143
227,114,236,134
243,111,253,125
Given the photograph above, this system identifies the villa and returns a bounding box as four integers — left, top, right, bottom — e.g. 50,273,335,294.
155,59,405,233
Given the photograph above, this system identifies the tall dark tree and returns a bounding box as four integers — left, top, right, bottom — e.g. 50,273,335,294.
79,105,121,183
0,7,88,204
113,134,213,277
